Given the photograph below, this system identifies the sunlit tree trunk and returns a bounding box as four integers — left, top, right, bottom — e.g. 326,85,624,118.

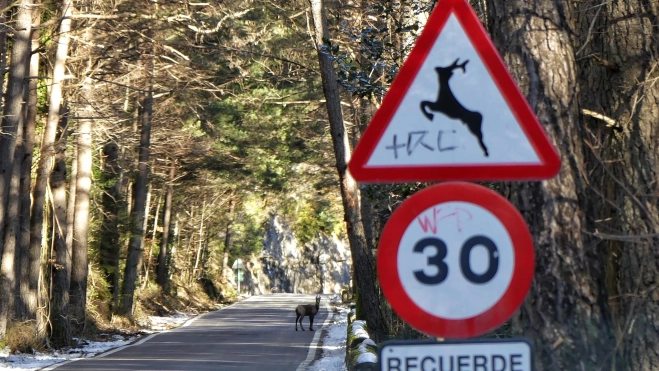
221,197,235,280
308,0,385,343
49,118,71,347
137,184,153,284
31,0,72,331
100,142,121,311
70,88,93,334
0,0,33,339
157,159,175,289
488,0,616,368
142,193,161,288
192,199,205,281
65,119,76,285
16,15,40,321
122,88,154,316
0,0,9,111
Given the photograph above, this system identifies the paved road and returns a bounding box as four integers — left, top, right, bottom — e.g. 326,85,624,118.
50,294,330,371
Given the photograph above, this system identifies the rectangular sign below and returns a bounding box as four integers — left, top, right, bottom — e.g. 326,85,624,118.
379,339,533,371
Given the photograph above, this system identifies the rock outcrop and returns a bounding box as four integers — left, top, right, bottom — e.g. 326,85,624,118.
238,214,351,295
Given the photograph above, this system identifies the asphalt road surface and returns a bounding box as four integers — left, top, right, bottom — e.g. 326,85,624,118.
49,294,330,371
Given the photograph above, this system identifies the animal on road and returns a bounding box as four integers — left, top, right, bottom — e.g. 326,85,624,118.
295,295,321,331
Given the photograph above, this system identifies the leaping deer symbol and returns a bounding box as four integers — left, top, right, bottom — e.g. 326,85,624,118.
420,58,489,157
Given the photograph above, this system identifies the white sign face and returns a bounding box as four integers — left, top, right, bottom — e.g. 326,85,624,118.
365,13,540,167
232,258,244,270
397,201,514,319
380,340,532,371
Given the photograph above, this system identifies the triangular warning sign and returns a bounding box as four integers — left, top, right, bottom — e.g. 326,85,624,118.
348,0,560,183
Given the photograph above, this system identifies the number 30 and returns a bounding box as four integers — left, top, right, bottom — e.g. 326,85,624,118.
413,236,499,285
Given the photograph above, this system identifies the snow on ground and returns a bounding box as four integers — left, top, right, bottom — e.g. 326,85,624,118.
0,295,351,371
141,311,197,332
307,296,349,371
0,311,198,371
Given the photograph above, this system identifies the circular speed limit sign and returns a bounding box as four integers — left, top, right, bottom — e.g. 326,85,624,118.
377,182,534,339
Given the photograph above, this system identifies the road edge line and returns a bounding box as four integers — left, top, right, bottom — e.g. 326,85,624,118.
40,305,229,370
295,297,334,371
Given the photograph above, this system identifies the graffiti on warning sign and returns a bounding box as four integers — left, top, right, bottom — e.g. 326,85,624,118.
385,130,458,159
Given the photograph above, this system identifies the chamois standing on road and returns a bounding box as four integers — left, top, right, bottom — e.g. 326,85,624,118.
420,58,489,157
295,295,321,331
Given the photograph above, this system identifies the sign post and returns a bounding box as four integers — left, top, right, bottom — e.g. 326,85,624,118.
232,258,244,294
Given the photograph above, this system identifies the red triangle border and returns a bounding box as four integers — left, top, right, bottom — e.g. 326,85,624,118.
348,0,561,183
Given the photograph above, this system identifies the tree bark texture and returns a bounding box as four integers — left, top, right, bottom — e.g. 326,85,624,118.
30,0,72,329
0,0,33,339
100,142,121,311
192,200,206,281
308,0,385,343
121,88,153,317
488,0,616,369
142,194,161,288
221,197,235,280
157,160,175,288
15,18,39,321
138,184,153,282
49,122,71,347
4,74,26,325
65,125,77,285
0,0,9,112
575,0,659,369
70,92,93,334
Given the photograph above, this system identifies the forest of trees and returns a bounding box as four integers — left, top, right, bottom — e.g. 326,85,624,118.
0,0,656,370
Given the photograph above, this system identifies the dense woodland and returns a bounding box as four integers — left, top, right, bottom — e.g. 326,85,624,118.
0,0,656,369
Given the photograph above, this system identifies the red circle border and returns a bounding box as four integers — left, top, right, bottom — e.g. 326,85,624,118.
377,182,535,339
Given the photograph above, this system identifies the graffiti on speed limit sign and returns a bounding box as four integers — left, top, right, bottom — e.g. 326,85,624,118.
377,182,535,339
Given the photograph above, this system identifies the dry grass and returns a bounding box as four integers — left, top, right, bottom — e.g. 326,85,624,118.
78,270,236,343
6,321,45,354
139,279,218,316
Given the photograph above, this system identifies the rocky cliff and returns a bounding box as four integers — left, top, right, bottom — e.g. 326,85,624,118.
235,214,352,295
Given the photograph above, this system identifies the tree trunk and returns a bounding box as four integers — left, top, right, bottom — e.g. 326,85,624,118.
0,0,33,339
99,142,120,311
487,0,616,369
70,93,93,334
0,0,9,112
31,0,72,330
157,159,175,289
192,199,205,282
121,88,153,317
221,198,235,280
575,0,659,368
4,78,25,326
142,193,161,288
65,126,76,285
308,0,385,343
16,16,40,321
137,184,153,285
49,119,71,347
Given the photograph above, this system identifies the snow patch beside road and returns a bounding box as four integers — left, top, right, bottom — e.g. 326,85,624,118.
0,312,198,370
306,303,349,371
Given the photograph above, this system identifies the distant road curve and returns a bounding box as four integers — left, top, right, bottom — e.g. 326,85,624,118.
46,294,331,371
